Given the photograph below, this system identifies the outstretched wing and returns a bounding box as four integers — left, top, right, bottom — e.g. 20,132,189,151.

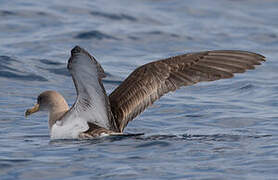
109,50,265,132
65,46,118,132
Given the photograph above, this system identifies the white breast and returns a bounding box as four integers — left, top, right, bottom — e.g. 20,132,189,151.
50,117,89,139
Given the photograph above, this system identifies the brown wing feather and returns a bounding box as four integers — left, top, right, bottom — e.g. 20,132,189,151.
109,50,265,132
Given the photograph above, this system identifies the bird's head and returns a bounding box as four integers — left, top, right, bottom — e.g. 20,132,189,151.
25,91,67,117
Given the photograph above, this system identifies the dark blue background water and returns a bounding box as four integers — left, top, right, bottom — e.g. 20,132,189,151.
0,0,278,179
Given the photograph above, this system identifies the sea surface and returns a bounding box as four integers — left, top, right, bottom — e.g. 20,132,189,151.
0,0,278,179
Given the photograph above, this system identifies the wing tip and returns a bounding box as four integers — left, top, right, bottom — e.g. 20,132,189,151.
71,45,83,55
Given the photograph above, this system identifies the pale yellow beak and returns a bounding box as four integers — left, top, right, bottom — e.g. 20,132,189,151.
25,104,40,117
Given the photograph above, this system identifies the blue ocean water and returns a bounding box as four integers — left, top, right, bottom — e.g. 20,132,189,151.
0,0,278,179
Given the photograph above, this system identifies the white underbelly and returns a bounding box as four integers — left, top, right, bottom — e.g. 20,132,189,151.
50,118,89,139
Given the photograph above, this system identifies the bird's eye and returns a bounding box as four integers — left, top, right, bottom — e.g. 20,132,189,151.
37,96,42,103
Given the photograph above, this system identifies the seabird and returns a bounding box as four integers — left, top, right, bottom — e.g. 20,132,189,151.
25,46,265,139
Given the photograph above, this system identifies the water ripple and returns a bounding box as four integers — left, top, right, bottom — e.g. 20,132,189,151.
0,10,17,16
0,56,48,81
91,11,137,21
75,30,119,40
